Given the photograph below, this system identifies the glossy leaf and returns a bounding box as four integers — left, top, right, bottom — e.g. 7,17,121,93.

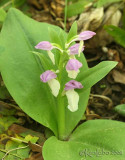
104,25,125,48
96,0,122,7
43,120,125,160
67,1,89,18
0,8,59,136
77,61,118,93
114,104,125,117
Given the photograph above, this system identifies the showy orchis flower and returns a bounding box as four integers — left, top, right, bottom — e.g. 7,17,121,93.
66,30,96,48
64,80,83,90
35,41,53,50
66,59,82,79
64,80,83,112
35,41,55,64
40,70,60,97
69,43,85,56
78,31,96,41
35,41,63,65
40,70,57,82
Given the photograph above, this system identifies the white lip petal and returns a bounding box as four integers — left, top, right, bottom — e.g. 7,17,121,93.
66,89,79,112
78,40,84,57
67,70,79,79
48,79,60,97
48,51,55,65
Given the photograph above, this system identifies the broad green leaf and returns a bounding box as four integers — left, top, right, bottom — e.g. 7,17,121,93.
105,25,125,48
0,8,90,138
67,1,89,18
43,120,125,160
114,104,125,117
67,21,77,43
77,61,118,93
96,0,122,7
0,8,59,136
0,8,6,22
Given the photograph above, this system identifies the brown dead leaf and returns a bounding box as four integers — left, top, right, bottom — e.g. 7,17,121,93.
26,152,43,160
9,124,46,144
28,141,42,153
107,49,124,69
77,4,122,48
86,114,101,120
112,70,125,84
77,7,104,31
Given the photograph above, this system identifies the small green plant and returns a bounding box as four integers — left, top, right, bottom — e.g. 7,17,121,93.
0,8,125,160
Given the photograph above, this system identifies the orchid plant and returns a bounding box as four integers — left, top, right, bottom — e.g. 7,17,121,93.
1,8,125,160
34,30,96,140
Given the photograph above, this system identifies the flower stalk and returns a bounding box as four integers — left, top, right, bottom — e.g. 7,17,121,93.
57,92,65,140
35,29,96,140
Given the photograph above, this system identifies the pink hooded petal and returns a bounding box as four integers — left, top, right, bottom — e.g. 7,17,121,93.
66,59,82,71
69,43,84,55
35,41,53,50
40,70,57,83
78,31,96,41
64,80,83,90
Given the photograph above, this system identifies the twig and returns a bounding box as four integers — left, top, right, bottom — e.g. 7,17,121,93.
1,145,28,160
90,94,113,109
0,149,22,159
87,54,102,62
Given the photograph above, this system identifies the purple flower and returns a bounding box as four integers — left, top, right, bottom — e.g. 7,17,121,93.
64,80,83,90
66,59,82,71
78,31,96,41
69,43,85,55
35,41,53,50
40,70,57,83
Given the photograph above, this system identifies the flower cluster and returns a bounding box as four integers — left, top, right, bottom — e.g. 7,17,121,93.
35,31,96,112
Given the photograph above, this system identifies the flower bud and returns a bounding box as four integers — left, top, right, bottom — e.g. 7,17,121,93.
78,31,96,41
40,70,60,97
40,70,57,83
35,41,53,50
69,43,84,55
64,80,83,90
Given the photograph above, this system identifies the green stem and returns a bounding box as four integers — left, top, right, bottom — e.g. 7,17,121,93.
64,0,68,31
57,93,65,140
11,0,15,7
57,53,66,140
